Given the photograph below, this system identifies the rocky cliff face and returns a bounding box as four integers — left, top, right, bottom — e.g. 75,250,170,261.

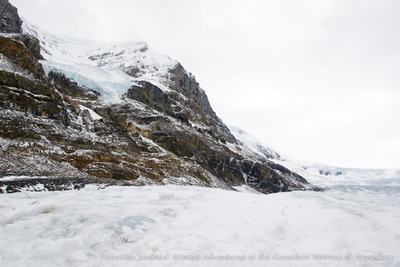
0,0,22,33
0,1,318,193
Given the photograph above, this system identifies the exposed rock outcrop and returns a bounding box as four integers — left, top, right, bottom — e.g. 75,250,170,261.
0,35,69,125
0,0,22,33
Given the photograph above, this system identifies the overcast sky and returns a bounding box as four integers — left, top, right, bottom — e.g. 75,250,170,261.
11,0,400,169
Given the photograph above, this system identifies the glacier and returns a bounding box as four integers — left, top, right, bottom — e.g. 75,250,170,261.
1,182,399,267
24,23,179,103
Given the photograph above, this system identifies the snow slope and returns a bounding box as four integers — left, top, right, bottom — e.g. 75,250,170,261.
229,125,282,160
23,23,179,103
1,184,399,267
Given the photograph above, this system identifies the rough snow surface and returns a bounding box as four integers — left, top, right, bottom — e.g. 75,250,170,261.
1,182,399,267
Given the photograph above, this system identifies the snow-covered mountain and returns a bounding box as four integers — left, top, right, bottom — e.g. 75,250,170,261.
1,0,397,195
0,0,318,194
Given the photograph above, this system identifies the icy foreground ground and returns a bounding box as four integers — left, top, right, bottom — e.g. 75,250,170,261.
1,181,399,267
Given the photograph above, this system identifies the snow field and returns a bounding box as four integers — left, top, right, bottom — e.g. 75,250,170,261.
1,184,399,267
